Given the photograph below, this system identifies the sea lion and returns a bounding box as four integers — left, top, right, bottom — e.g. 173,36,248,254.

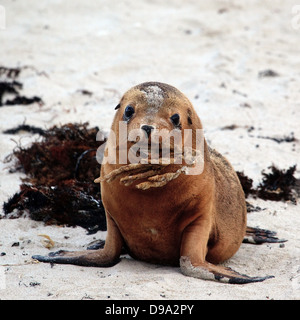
33,82,283,284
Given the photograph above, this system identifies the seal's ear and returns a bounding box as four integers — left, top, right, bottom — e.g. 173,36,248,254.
115,103,121,110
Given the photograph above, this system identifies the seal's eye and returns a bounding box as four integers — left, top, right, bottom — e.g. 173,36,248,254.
124,105,135,120
170,113,180,127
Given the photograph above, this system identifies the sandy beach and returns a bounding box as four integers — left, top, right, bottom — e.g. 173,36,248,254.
0,0,299,300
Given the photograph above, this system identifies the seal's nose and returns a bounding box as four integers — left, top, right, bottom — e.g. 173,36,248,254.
141,125,154,137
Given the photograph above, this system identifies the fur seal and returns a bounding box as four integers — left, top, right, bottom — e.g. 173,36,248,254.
33,82,284,284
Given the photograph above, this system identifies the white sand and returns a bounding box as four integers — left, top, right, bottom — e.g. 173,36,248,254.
0,0,299,300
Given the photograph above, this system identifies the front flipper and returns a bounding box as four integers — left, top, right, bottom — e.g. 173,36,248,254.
180,256,274,284
180,216,275,284
32,212,124,267
32,249,120,267
243,226,287,244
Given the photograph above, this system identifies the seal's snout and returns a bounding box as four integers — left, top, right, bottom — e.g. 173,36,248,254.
141,125,155,137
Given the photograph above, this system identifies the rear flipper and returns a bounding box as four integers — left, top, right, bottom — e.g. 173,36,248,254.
180,256,274,284
243,226,287,244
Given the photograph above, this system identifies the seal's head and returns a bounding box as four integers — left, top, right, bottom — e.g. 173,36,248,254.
108,82,204,171
114,82,202,135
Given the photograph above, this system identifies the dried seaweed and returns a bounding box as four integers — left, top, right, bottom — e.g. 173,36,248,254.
3,124,46,135
0,66,21,79
10,123,101,185
3,183,106,234
237,165,298,204
236,171,254,198
255,132,297,144
4,95,43,106
221,124,239,130
245,202,265,213
258,69,279,78
0,65,43,106
2,122,107,234
0,81,22,105
257,165,297,203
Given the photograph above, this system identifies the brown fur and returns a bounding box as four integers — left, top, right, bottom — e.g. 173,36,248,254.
33,82,274,284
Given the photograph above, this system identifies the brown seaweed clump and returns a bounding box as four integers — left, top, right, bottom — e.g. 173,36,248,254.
257,165,298,203
3,123,107,234
237,165,298,205
236,171,255,198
